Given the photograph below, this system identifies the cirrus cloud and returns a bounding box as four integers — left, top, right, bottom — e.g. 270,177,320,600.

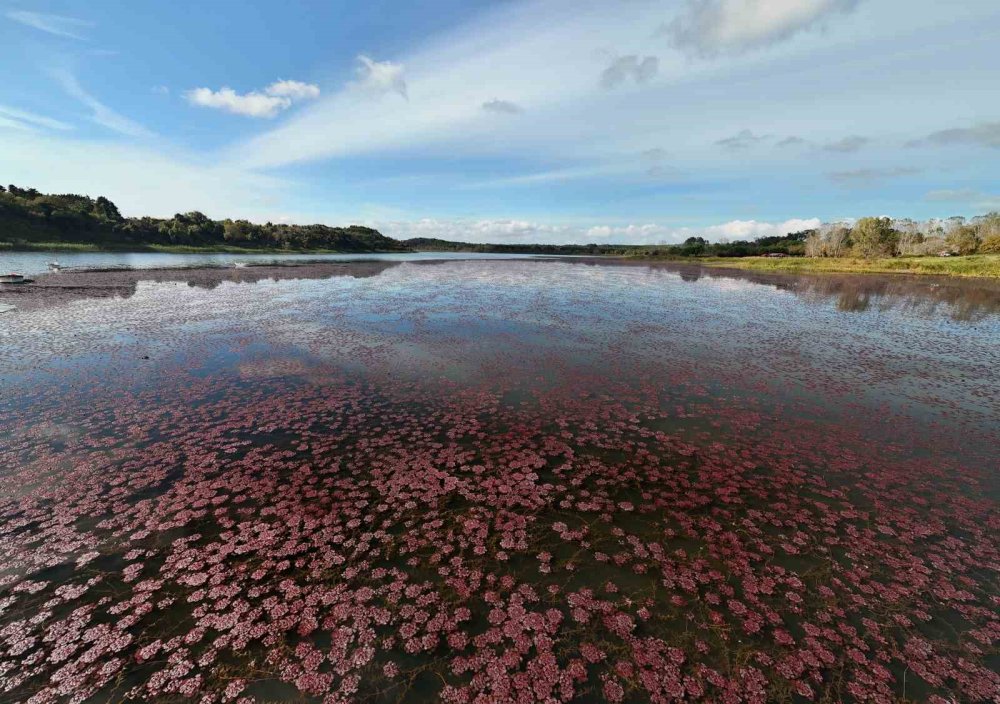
6,9,93,40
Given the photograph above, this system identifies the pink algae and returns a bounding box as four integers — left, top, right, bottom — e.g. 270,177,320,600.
0,259,997,703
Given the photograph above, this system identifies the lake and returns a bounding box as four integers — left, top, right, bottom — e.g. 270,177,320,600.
0,249,545,277
1,256,998,703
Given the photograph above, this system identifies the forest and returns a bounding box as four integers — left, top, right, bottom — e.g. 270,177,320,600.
0,185,407,252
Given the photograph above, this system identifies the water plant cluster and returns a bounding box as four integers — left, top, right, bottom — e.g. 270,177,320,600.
0,261,997,703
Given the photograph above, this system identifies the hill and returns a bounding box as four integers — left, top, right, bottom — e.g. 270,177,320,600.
0,185,408,253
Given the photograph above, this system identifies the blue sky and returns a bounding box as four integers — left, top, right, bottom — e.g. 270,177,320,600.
2,0,999,244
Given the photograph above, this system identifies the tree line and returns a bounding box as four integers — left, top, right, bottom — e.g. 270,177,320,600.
0,185,407,252
3,184,998,258
804,215,1000,259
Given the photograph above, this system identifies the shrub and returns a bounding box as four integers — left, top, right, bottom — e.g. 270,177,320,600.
946,226,981,255
980,235,1000,254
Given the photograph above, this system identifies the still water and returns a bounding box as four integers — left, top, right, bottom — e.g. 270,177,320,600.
1,258,997,703
0,250,546,277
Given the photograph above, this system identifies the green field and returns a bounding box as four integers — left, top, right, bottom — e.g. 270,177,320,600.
658,254,1000,279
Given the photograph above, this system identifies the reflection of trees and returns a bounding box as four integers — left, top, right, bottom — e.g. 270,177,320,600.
11,258,1000,324
651,263,1000,322
836,291,871,313
7,261,406,311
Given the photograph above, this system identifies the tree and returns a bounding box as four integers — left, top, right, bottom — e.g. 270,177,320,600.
851,217,898,258
804,224,850,257
946,226,980,255
93,196,123,222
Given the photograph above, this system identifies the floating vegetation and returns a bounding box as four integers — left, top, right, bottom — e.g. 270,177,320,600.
0,259,997,703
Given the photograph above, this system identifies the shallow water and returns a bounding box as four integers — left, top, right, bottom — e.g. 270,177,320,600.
0,250,547,277
1,259,998,703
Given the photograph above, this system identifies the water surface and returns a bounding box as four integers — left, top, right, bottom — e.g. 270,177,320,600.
0,250,546,277
1,259,997,703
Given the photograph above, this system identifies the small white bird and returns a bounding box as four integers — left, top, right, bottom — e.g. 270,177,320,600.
48,262,64,272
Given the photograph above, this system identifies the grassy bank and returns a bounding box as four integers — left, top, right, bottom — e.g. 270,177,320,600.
645,254,1000,279
0,240,407,255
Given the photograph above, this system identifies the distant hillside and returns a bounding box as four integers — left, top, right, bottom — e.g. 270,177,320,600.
0,185,409,252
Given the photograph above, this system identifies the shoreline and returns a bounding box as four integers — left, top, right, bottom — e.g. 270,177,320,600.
4,242,998,279
628,253,1000,279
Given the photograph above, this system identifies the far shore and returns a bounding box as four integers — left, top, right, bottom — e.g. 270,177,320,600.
4,241,999,279
631,253,1000,279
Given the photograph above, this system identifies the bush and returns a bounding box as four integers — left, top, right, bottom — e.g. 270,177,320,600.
946,226,980,255
851,217,898,258
980,235,1000,254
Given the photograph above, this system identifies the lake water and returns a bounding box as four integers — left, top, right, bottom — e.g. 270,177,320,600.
1,257,998,703
0,250,547,277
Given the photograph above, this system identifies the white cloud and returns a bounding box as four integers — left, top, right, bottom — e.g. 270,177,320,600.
228,0,979,174
699,217,821,240
0,105,73,131
482,99,523,115
353,55,408,100
185,79,320,118
667,0,861,57
52,69,152,138
377,216,820,245
600,55,658,89
6,10,93,40
186,87,291,118
265,79,321,101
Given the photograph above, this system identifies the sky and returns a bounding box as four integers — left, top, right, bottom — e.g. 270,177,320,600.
1,0,999,244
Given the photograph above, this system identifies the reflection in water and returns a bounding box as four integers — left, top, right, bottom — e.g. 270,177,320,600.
647,260,1000,322
0,260,405,311
2,257,998,322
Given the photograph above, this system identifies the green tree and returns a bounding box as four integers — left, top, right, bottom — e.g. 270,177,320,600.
93,196,123,222
851,217,898,258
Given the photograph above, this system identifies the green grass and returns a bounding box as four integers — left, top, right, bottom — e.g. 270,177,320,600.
640,254,1000,279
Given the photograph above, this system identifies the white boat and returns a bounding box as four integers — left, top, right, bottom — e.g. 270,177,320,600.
233,262,248,269
0,273,26,284
48,262,65,272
